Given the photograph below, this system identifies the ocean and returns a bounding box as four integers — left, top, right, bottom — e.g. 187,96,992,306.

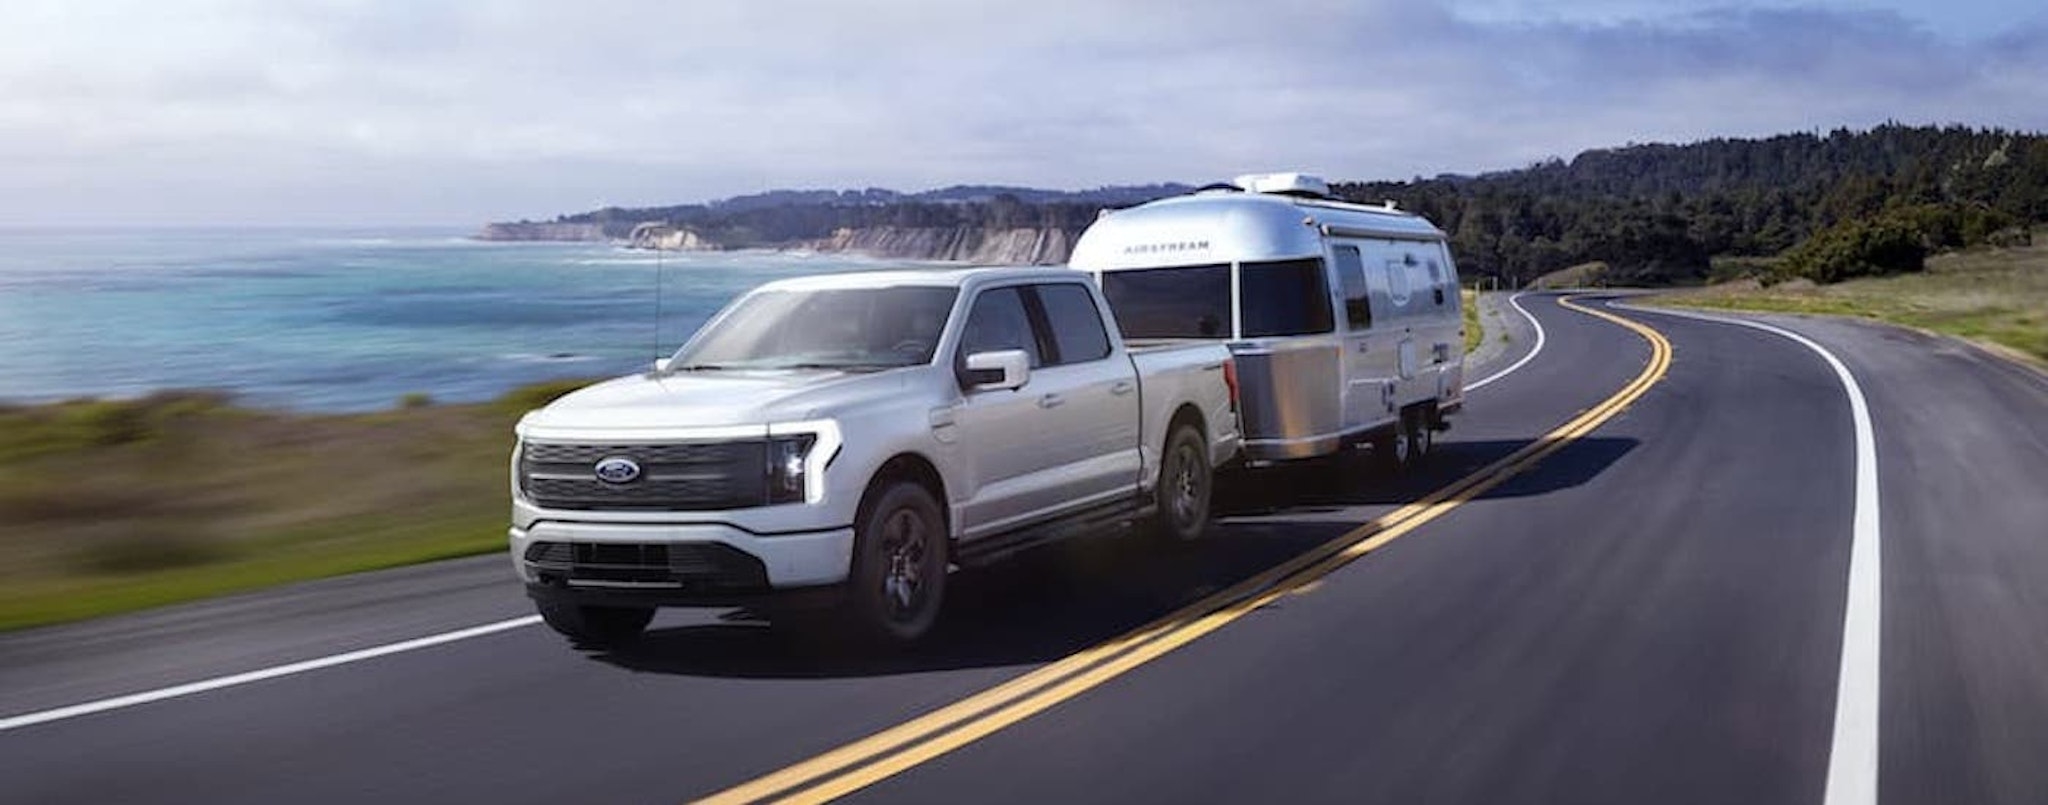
0,227,902,411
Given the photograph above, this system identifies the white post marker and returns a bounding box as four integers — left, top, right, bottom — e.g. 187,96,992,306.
1619,302,1882,805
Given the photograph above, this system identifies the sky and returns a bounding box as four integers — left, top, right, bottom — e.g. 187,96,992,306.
1,0,2043,226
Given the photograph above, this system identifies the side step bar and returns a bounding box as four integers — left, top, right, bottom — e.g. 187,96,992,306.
952,494,1151,569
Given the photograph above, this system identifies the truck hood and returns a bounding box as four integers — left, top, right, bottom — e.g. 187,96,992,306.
517,368,916,436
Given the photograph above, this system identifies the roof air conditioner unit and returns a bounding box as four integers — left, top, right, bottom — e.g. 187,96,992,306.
1232,172,1332,198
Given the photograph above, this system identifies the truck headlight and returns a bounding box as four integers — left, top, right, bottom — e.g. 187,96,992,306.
766,434,817,505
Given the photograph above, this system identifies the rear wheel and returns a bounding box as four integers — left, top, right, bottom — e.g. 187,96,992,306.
1149,423,1213,543
535,599,654,648
844,480,948,645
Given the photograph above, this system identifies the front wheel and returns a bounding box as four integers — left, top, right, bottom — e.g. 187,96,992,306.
1149,423,1213,544
845,480,949,645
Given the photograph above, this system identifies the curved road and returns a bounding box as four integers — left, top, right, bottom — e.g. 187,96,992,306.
2,294,2044,804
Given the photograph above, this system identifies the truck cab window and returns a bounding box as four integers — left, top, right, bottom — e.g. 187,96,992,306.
1332,245,1371,330
961,287,1043,367
1031,283,1112,364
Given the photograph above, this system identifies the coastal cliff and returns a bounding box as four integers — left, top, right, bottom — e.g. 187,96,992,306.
604,222,1078,264
625,222,718,251
804,226,1076,265
473,182,1185,264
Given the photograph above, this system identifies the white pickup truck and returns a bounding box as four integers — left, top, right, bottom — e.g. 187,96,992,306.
511,267,1240,646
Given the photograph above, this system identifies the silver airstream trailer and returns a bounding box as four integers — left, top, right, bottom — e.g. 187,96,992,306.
1069,173,1465,467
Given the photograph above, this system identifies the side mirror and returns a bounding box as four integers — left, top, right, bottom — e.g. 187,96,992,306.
961,350,1030,392
653,357,673,373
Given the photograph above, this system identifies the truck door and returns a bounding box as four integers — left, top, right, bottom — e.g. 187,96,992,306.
1020,282,1142,514
952,286,1061,538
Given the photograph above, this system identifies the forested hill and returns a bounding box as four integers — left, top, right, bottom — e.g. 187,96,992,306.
1333,125,2047,284
525,184,1193,247
487,125,2047,284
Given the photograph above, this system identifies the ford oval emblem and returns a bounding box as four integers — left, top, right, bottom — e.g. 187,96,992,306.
593,456,642,485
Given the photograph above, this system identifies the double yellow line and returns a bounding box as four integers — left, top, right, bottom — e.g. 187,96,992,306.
699,295,1673,805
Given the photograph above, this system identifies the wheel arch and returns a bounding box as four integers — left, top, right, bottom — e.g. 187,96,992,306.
858,452,952,541
1167,402,1207,442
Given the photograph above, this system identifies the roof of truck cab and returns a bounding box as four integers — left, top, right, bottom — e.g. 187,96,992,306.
756,266,1085,292
1069,189,1447,270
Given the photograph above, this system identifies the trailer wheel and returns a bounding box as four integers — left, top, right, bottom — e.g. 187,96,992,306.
1375,408,1432,472
1405,408,1434,465
1149,423,1214,543
1375,422,1411,472
535,599,654,648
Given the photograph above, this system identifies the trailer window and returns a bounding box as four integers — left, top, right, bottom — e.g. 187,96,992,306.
1099,264,1231,339
1386,258,1412,306
1332,246,1371,330
1240,258,1334,337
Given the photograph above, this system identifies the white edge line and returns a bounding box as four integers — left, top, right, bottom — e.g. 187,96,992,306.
1466,291,1546,391
0,615,543,732
1619,301,1881,805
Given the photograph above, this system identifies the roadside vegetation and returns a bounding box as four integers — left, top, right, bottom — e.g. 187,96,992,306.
1648,229,2048,363
0,379,593,631
1461,288,1482,352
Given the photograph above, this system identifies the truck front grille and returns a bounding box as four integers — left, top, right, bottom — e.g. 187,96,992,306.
519,441,768,511
522,541,769,590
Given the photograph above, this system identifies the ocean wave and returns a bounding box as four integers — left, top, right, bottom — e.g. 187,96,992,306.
496,352,603,364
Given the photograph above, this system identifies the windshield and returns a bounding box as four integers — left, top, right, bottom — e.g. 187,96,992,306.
673,285,958,371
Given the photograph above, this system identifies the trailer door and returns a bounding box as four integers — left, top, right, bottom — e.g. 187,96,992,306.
1330,243,1391,427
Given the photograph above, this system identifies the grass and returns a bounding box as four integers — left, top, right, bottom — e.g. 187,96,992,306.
1534,261,1610,290
1462,288,1482,353
1646,232,2048,364
0,380,595,631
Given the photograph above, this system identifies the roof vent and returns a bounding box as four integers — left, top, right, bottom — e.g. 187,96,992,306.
1232,172,1332,199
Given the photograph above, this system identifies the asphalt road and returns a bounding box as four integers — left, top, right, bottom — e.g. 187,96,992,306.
2,294,2043,804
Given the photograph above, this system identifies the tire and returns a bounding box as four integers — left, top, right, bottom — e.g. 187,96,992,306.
1404,408,1434,466
844,480,948,645
535,599,654,648
1149,423,1213,543
1375,420,1412,472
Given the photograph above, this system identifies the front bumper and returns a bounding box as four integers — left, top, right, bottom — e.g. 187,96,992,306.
510,519,855,607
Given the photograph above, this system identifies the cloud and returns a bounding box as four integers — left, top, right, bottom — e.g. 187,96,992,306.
0,0,2041,225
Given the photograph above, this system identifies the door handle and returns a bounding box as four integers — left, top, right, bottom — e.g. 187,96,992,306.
1039,393,1065,409
1110,381,1135,396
